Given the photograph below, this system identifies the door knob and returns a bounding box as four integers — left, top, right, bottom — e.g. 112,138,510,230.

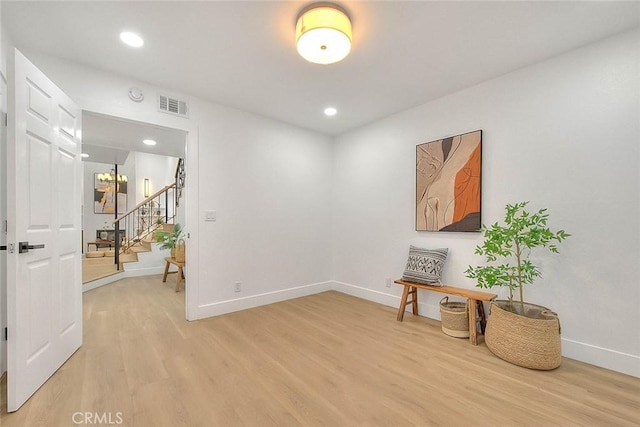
18,242,45,253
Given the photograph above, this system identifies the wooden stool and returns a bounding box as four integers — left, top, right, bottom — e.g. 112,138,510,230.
163,257,185,292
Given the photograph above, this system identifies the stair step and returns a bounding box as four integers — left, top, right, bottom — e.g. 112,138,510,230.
160,223,175,232
129,245,151,254
118,252,138,264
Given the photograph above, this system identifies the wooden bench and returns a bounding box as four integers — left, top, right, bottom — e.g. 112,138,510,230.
163,257,185,292
394,279,497,345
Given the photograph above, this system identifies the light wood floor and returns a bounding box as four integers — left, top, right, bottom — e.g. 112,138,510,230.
1,278,639,426
82,253,139,284
82,256,119,283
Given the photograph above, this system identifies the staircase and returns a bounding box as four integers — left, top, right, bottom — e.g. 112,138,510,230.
112,159,185,269
117,223,175,268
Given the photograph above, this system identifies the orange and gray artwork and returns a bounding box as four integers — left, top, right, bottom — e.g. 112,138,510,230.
416,130,481,232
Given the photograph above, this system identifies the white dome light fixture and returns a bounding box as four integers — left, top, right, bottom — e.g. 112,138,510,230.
120,31,144,48
143,139,157,146
296,3,352,65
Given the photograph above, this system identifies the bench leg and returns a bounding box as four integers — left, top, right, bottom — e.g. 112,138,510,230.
468,299,478,346
162,260,170,283
397,285,410,321
397,285,419,322
410,286,419,316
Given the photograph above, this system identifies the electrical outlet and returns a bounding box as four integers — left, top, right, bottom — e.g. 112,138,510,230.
385,277,392,288
234,281,242,292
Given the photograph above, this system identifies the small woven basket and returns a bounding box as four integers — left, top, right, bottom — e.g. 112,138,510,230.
485,301,561,370
175,239,186,263
439,296,469,338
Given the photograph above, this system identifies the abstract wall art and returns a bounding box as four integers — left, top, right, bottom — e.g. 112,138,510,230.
416,130,482,232
94,173,128,214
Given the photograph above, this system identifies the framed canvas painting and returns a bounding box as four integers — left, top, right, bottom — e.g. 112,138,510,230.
416,130,482,232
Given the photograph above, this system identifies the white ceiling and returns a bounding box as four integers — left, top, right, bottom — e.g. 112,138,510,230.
82,111,187,164
3,1,639,136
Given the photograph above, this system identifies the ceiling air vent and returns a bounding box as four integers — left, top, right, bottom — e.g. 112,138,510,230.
158,94,189,118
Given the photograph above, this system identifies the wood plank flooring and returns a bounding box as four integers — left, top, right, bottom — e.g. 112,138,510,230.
82,257,119,284
1,276,639,426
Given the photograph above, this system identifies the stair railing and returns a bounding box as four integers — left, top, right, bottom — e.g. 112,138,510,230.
175,158,185,207
111,183,176,269
111,158,185,269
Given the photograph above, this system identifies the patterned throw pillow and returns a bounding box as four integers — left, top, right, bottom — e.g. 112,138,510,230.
402,246,448,286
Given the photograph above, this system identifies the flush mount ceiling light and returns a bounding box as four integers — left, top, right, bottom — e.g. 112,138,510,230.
143,139,157,146
120,31,144,48
296,3,352,65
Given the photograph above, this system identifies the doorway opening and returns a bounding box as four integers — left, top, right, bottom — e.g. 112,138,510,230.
80,111,188,288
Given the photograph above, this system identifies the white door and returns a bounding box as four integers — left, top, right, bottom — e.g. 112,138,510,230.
6,48,82,412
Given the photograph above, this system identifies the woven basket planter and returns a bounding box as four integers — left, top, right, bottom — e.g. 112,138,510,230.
439,297,469,338
485,301,561,370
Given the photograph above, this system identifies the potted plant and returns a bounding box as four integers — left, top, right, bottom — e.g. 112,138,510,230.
155,223,185,258
465,202,570,370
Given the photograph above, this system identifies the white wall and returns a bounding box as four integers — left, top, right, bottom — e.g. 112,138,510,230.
196,105,333,309
332,29,640,377
21,51,334,320
133,151,180,221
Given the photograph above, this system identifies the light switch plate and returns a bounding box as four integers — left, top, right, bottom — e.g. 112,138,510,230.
204,210,217,221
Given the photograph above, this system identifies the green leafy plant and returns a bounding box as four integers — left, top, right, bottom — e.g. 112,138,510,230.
465,202,570,312
155,223,185,250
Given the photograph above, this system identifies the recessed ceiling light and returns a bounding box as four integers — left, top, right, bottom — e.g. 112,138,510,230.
120,31,144,48
81,153,89,158
143,139,157,146
324,107,337,116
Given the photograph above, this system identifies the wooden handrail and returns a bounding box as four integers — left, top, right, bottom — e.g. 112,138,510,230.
112,183,176,224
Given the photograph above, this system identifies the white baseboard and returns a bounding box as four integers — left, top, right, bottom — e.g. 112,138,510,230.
332,280,640,378
561,338,640,378
193,281,333,320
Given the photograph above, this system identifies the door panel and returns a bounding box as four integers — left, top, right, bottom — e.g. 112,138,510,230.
7,48,82,412
58,253,77,334
27,260,52,360
28,134,53,227
58,151,75,227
